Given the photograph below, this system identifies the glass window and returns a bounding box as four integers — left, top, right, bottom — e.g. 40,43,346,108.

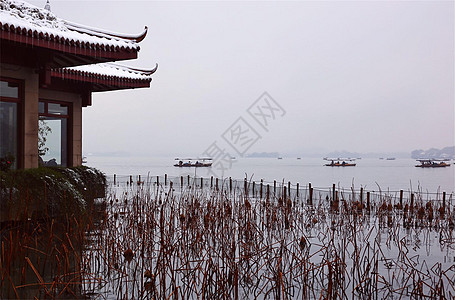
0,101,18,169
39,117,67,167
39,100,70,167
0,81,19,98
48,103,68,115
38,101,45,114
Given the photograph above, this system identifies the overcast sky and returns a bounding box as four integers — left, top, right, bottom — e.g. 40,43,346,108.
31,0,454,157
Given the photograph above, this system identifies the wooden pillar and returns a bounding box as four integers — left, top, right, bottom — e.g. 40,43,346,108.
399,190,403,208
165,174,168,186
332,184,336,201
113,174,116,186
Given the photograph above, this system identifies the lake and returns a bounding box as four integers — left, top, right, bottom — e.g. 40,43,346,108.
86,156,454,194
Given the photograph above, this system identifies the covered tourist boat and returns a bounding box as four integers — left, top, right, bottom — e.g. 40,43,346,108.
324,158,356,167
174,158,212,167
415,159,451,168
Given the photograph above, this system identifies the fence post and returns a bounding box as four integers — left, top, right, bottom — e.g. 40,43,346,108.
443,191,446,211
360,187,363,205
216,178,219,191
410,193,414,213
296,183,299,198
230,177,232,193
367,192,370,210
399,190,403,208
165,174,168,186
187,175,190,186
180,176,183,188
211,176,213,189
129,175,133,185
260,180,263,199
267,184,270,201
114,174,116,186
274,180,276,195
244,178,247,196
308,183,313,205
332,184,336,201
252,182,255,197
288,181,291,197
283,186,287,200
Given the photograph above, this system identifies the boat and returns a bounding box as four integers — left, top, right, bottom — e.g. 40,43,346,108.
277,157,283,160
386,158,396,160
174,158,212,167
415,159,451,168
324,158,356,167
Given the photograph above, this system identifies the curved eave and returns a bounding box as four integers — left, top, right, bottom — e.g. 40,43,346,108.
51,69,152,91
65,22,148,43
0,23,139,60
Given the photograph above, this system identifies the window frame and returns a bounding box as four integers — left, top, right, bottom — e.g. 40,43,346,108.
38,99,73,167
0,76,23,169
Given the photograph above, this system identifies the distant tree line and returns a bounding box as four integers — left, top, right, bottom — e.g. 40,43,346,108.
411,146,455,159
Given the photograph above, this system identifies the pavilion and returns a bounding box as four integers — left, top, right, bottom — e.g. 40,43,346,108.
0,0,157,169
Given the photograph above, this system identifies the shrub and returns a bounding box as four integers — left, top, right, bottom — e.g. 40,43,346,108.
0,154,15,172
0,166,106,221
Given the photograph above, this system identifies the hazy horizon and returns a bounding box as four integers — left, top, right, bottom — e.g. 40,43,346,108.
28,0,454,158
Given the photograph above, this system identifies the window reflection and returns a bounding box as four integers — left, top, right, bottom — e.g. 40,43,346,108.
39,117,67,167
38,100,69,167
48,103,68,115
0,81,19,98
0,101,18,168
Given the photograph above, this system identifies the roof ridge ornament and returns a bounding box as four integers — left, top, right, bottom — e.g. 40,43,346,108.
44,0,51,11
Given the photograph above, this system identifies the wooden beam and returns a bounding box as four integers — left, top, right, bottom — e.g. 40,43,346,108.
82,91,92,107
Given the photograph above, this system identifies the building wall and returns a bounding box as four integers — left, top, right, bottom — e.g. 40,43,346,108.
1,63,83,168
39,89,83,167
0,63,39,169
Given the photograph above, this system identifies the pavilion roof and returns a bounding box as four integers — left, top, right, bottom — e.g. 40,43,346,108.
0,0,147,62
51,62,158,92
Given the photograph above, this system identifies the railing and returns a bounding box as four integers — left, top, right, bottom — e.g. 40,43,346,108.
105,173,454,208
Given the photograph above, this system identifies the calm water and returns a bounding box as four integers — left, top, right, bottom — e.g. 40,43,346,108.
86,156,454,194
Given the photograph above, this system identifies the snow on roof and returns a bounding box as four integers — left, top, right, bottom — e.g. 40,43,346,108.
57,62,158,81
0,0,143,51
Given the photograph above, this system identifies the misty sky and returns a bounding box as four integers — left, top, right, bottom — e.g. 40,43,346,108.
31,0,454,157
